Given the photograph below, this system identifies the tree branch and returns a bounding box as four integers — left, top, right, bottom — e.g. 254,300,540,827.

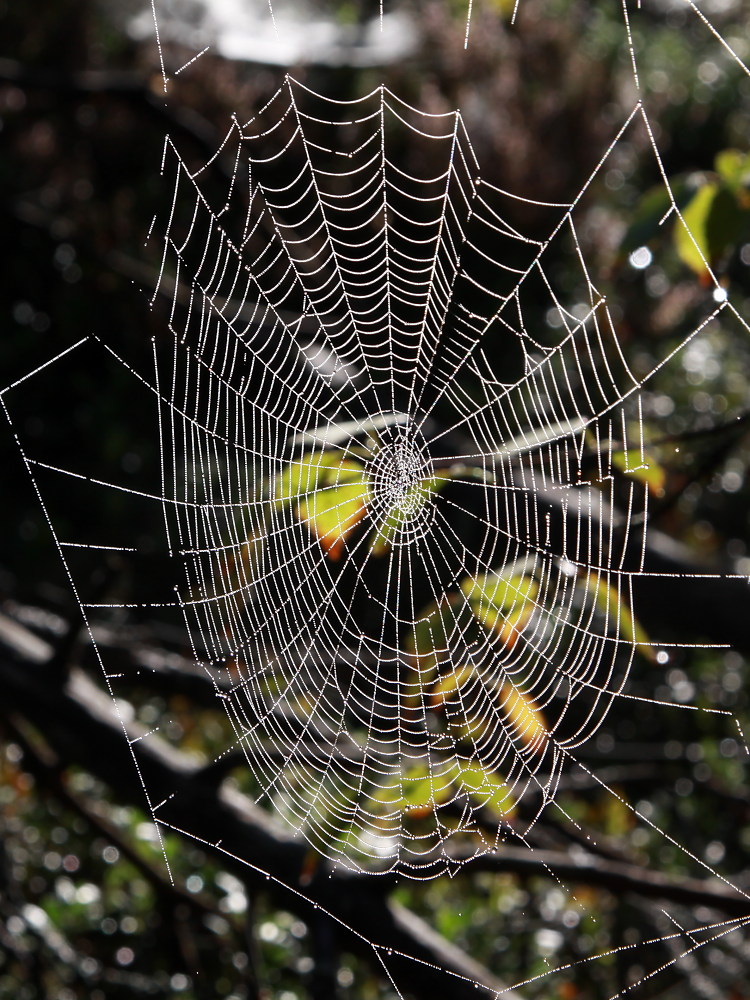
445,845,750,919
0,614,517,1000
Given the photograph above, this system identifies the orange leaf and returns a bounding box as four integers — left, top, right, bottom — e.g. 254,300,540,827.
316,501,367,560
496,607,533,650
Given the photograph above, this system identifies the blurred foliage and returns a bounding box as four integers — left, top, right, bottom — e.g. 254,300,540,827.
622,147,750,281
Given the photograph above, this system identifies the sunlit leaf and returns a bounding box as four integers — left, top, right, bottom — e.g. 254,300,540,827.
273,449,365,505
674,182,745,278
583,572,655,662
714,149,750,196
273,455,318,509
619,177,692,258
298,477,368,560
486,0,520,18
404,601,460,707
432,664,488,743
430,664,475,708
461,571,539,647
366,777,404,820
274,450,368,560
461,571,538,611
434,666,547,756
369,473,447,557
369,503,405,557
399,761,448,819
496,608,535,650
497,682,548,753
367,761,451,820
456,763,515,817
406,603,454,667
611,448,666,496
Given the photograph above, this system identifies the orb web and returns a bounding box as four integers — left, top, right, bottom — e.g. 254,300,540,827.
143,77,675,875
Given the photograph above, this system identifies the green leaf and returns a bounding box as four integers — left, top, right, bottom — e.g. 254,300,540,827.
273,449,363,506
368,761,451,820
369,502,407,557
461,571,539,647
714,149,750,195
274,450,368,560
401,774,434,810
602,792,634,837
433,666,547,756
487,0,519,18
674,182,745,277
497,682,547,752
369,473,446,557
456,763,515,817
404,601,459,703
297,477,368,561
273,456,319,510
583,572,655,662
611,448,666,496
430,664,475,707
619,177,692,258
461,571,538,610
400,761,449,817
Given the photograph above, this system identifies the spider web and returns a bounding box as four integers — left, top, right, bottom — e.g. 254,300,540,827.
145,80,670,876
5,1,750,996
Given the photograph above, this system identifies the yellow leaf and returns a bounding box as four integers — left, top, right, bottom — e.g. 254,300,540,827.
297,478,367,560
368,761,451,820
369,474,445,556
400,761,446,819
492,607,533,650
430,664,475,708
714,149,750,193
611,449,666,496
497,682,548,753
456,763,516,817
273,450,365,504
275,450,368,560
462,571,539,612
674,182,744,278
461,571,539,646
486,0,519,19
